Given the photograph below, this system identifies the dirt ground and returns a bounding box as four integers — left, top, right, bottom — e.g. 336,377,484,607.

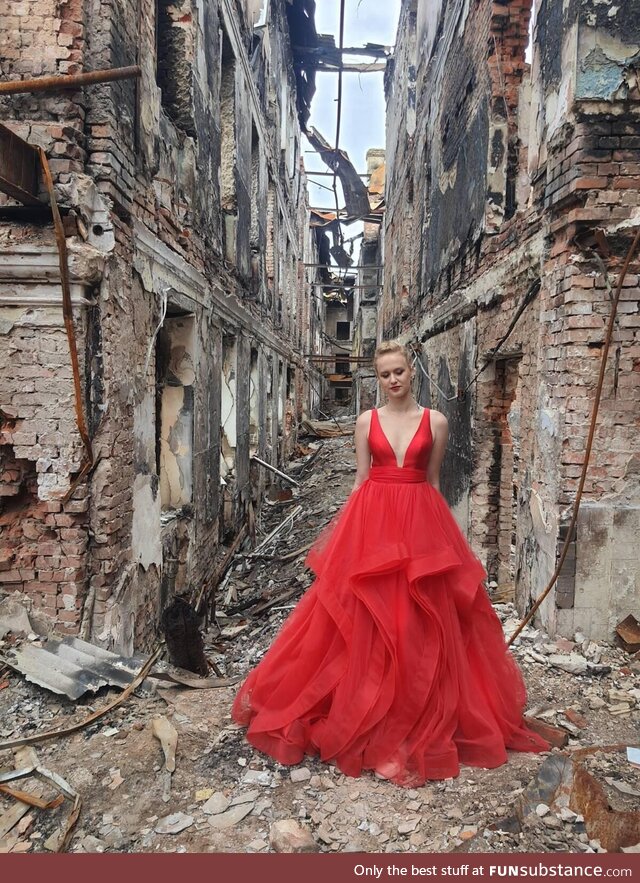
1,437,638,854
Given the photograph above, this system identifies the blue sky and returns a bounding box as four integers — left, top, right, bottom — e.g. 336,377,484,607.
305,0,401,257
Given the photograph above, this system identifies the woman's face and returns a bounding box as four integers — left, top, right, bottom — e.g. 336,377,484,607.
376,352,413,400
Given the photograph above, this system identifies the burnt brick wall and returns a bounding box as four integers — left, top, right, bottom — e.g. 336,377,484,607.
385,0,640,639
0,0,319,647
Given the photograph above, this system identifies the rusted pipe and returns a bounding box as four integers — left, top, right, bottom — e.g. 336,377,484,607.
0,65,141,95
39,148,94,499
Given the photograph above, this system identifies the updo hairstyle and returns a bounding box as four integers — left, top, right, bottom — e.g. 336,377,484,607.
373,339,413,372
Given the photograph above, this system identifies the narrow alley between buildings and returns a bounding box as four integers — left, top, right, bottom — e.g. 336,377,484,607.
0,0,639,859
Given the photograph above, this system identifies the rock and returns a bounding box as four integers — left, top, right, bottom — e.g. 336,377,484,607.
459,827,477,840
548,654,587,675
587,663,611,676
554,638,576,653
247,838,268,851
0,598,32,639
609,688,635,705
290,767,311,783
589,696,606,709
563,708,587,729
202,792,230,815
316,823,334,844
155,813,194,835
79,835,106,853
369,823,382,837
207,803,254,829
104,826,127,848
254,798,273,815
608,703,632,715
242,769,271,786
230,789,260,806
524,716,569,749
398,818,419,834
536,804,550,817
542,816,562,829
269,819,318,853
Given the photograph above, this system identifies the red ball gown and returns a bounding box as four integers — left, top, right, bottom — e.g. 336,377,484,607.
232,408,548,785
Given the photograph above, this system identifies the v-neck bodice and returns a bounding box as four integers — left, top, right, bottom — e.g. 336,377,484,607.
369,408,432,471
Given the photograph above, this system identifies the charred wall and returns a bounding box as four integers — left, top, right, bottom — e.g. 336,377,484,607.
0,0,321,649
384,0,640,639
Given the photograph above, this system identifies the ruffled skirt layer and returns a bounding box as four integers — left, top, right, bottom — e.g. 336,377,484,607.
232,477,548,786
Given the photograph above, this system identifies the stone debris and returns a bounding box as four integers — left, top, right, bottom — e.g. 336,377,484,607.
269,819,318,853
155,813,194,835
0,439,638,855
207,802,254,830
202,792,230,815
0,598,33,640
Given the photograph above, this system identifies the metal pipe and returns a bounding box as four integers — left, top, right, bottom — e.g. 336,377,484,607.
306,170,371,178
303,263,384,269
0,65,141,95
251,455,300,488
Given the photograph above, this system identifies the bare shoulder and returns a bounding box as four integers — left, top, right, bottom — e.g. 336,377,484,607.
355,409,374,430
429,409,449,434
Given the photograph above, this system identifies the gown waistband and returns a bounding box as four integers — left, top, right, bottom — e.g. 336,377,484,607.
368,466,427,484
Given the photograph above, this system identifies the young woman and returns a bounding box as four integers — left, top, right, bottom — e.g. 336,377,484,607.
232,340,548,786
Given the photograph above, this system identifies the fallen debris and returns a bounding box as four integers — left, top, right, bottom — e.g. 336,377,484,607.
0,635,143,700
300,418,355,439
207,802,254,830
155,812,193,835
251,455,300,488
0,598,32,640
269,818,318,853
523,716,569,749
151,716,178,773
245,506,303,558
617,615,640,654
0,748,81,853
0,646,161,752
571,748,640,852
161,598,209,676
202,792,230,815
150,668,240,690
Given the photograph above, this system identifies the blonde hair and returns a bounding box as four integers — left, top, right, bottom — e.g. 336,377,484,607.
373,339,412,370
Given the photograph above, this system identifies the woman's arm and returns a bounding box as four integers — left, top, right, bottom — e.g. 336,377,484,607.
352,410,372,492
427,410,449,492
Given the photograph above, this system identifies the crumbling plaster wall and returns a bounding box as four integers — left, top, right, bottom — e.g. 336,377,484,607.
0,0,319,649
384,0,640,640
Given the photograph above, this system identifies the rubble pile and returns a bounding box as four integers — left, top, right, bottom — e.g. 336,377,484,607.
0,438,638,854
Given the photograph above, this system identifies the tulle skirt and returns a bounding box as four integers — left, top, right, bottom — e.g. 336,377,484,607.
232,473,548,786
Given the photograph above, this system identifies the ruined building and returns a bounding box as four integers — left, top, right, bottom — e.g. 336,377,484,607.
352,148,385,413
0,0,323,650
384,0,640,639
